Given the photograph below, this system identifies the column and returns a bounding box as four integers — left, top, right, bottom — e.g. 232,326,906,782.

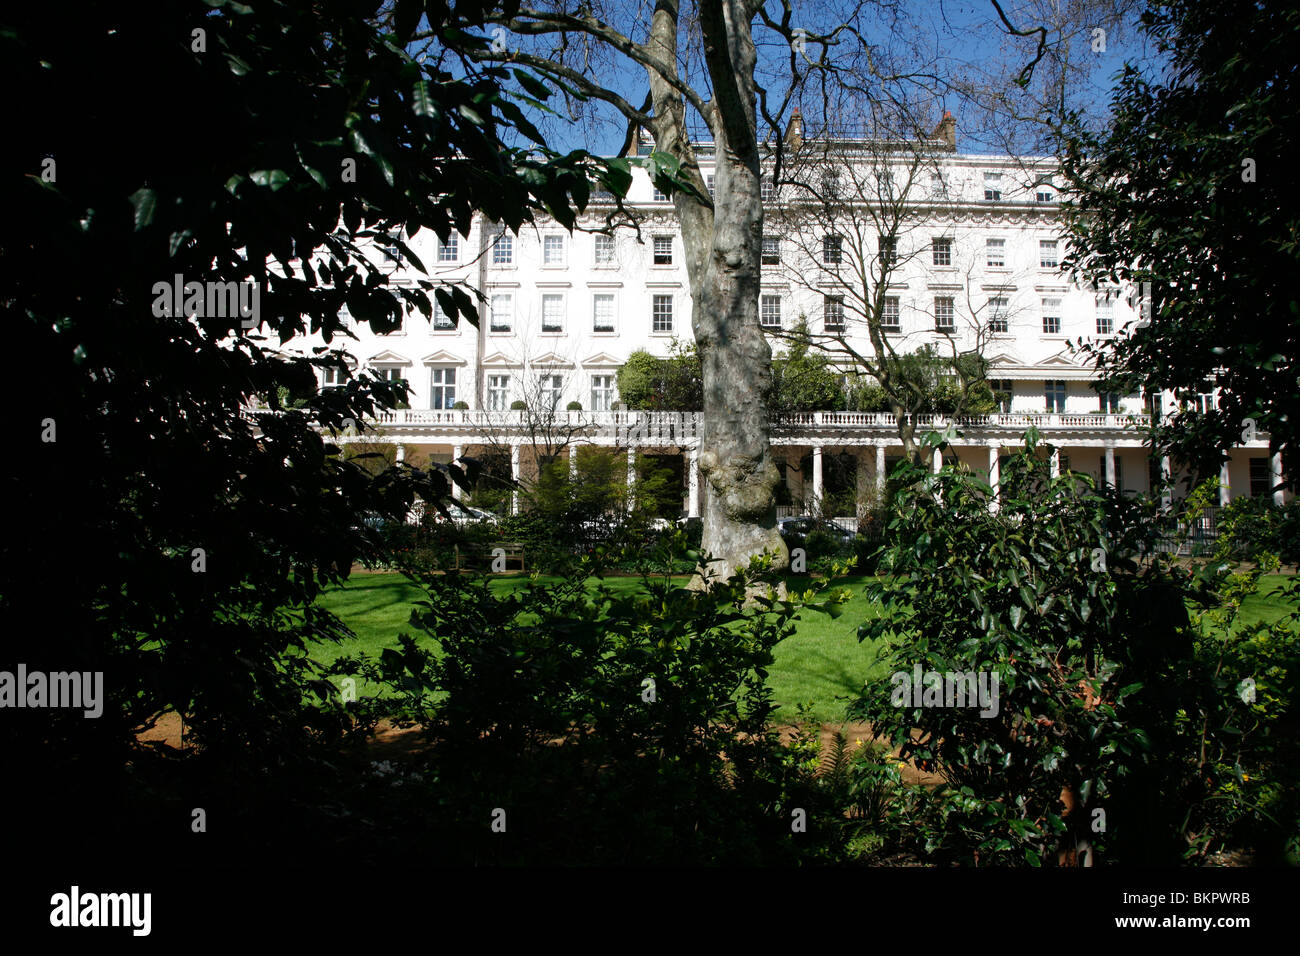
627,447,637,513
1161,455,1172,510
688,446,700,518
988,445,1000,513
875,444,886,496
1104,443,1116,490
395,444,406,463
1049,447,1060,479
510,442,521,515
855,448,871,521
1219,459,1231,506
1272,451,1285,506
933,446,943,474
452,443,464,500
811,445,824,515
569,442,578,480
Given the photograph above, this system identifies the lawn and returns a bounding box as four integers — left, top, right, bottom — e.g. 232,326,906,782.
313,571,1298,724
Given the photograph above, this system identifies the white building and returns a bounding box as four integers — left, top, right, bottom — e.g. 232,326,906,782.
279,115,1285,519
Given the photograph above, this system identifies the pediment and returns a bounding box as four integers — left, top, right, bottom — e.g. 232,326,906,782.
420,350,467,365
581,351,624,367
367,349,411,366
530,351,574,368
481,351,522,368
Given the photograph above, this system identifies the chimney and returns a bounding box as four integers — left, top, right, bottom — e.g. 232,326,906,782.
784,106,804,149
929,110,956,150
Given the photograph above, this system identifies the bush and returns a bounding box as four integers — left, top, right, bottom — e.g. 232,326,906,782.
566,400,582,411
509,399,527,410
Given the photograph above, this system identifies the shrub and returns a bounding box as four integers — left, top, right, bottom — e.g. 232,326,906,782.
566,400,582,411
509,399,527,410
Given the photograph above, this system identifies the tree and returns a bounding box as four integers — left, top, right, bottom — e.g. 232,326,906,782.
768,319,847,413
767,122,1010,464
1,0,609,858
1059,0,1300,490
616,343,703,411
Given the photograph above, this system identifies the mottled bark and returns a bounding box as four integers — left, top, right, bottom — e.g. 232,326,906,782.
646,0,787,581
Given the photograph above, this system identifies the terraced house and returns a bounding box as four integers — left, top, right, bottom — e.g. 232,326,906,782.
278,113,1287,522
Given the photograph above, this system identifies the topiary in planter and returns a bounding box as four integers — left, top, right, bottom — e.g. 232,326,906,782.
453,401,469,410
566,400,582,411
510,400,527,410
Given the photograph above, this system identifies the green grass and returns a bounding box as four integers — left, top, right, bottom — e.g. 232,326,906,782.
313,571,1299,725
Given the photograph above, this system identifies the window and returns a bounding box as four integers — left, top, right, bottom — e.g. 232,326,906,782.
437,235,458,262
760,176,776,202
543,234,565,266
591,374,615,412
540,374,564,411
1095,454,1123,489
487,374,510,411
983,171,1002,201
992,379,1014,413
1250,458,1271,497
706,173,715,195
652,186,668,201
653,235,673,265
1095,294,1114,334
593,234,615,265
433,298,456,330
880,296,900,332
760,294,782,328
879,236,897,266
592,293,616,333
490,293,513,333
823,295,845,332
761,236,780,265
1039,240,1058,268
652,294,673,333
322,365,346,386
929,173,945,197
988,296,1009,333
1045,379,1067,412
1036,183,1055,203
429,367,456,410
932,237,952,266
821,168,840,199
823,234,843,265
1042,297,1062,334
935,296,955,333
986,238,1006,268
1098,390,1120,413
491,231,513,265
375,366,405,383
541,293,564,333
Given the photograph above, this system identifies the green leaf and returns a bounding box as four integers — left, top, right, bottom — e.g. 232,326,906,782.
250,169,290,191
128,187,156,231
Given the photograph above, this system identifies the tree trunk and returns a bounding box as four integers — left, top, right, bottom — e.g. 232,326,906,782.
647,0,787,582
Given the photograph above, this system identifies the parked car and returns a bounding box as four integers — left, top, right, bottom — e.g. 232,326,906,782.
439,500,499,526
777,516,856,548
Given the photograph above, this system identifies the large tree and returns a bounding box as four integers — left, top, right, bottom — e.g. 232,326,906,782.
1059,0,1300,489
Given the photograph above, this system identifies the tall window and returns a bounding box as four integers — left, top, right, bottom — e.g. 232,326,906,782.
491,231,513,265
821,168,840,199
592,293,616,333
992,379,1014,413
490,293,512,333
1036,182,1055,203
986,238,1006,268
823,234,843,265
591,374,615,412
540,374,564,411
1095,294,1114,334
433,298,455,330
760,294,782,328
541,293,564,333
593,234,615,265
934,296,955,332
375,366,405,384
879,236,897,266
983,171,1002,201
988,296,1009,333
1039,240,1058,268
652,294,673,333
760,176,776,202
322,364,346,386
1098,454,1123,489
437,235,458,262
429,367,456,409
761,236,780,265
929,173,947,198
652,186,668,201
1098,390,1120,413
1042,297,1062,334
706,173,715,194
543,234,565,265
880,296,900,331
823,295,845,332
653,235,673,265
487,374,510,411
932,237,952,266
1250,458,1271,497
1045,379,1067,412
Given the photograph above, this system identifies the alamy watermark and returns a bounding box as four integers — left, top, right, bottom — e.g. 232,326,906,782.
890,663,1000,717
50,886,150,936
0,664,103,718
151,273,261,328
